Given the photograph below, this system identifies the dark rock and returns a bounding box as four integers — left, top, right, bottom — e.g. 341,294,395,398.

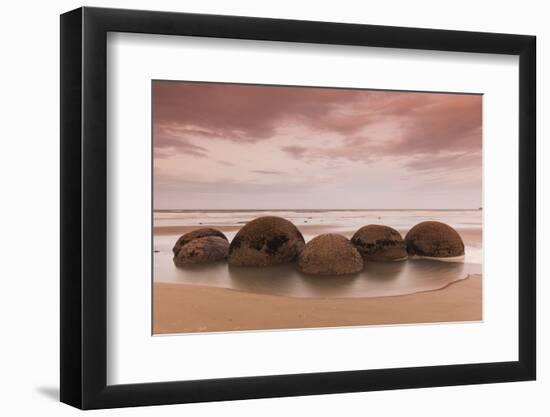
228,216,305,267
297,234,363,275
173,236,229,266
172,228,228,255
405,221,464,258
351,224,407,261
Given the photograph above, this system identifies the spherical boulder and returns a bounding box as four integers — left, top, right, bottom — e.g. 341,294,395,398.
351,224,407,261
228,216,305,267
172,228,228,255
297,234,364,275
405,221,464,258
173,236,229,266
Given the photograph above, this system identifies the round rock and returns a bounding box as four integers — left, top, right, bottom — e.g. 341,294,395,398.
172,228,228,255
351,225,407,261
297,234,364,275
173,236,229,266
228,216,305,267
405,221,464,258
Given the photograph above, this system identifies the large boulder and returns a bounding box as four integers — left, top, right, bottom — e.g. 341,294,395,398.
173,236,229,266
405,221,464,258
172,228,228,255
297,234,364,275
351,224,407,261
228,216,305,267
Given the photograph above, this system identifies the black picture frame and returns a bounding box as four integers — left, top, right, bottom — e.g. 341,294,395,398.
60,6,536,410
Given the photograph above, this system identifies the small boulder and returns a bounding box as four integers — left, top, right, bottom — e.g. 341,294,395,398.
297,234,364,275
405,221,464,258
172,228,228,255
351,225,407,261
173,236,229,266
228,216,305,267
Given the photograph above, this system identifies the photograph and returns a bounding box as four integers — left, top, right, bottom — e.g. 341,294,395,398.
152,81,483,334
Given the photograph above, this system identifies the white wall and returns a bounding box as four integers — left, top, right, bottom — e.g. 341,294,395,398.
0,0,545,415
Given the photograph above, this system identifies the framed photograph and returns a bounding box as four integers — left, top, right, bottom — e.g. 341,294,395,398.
60,6,536,409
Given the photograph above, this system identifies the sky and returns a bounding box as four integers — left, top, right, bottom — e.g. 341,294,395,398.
153,81,482,210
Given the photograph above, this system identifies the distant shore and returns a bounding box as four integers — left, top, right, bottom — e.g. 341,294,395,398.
153,274,482,334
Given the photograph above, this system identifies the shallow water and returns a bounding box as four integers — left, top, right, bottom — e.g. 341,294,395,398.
153,209,482,298
155,253,480,298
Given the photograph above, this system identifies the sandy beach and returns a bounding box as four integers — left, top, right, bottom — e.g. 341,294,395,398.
153,273,481,334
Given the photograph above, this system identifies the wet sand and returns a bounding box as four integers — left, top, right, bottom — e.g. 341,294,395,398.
153,274,482,334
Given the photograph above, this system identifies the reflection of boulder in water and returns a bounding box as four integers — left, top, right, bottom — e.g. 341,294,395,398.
351,224,407,261
298,270,359,296
401,259,466,289
173,236,229,266
228,216,305,267
172,228,228,255
362,258,406,281
227,263,303,295
405,221,465,258
297,234,363,275
227,263,359,297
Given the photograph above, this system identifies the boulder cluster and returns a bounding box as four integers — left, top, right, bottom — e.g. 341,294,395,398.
171,217,464,275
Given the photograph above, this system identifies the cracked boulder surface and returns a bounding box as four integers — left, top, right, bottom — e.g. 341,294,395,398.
173,236,229,266
172,228,228,255
351,224,407,261
228,216,305,267
297,234,364,275
405,221,465,258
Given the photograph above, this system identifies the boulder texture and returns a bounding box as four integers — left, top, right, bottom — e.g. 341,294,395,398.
351,224,407,261
173,236,229,266
228,216,305,267
405,221,464,258
297,234,364,275
172,228,228,255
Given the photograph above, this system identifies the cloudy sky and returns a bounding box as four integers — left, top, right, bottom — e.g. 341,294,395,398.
153,81,482,210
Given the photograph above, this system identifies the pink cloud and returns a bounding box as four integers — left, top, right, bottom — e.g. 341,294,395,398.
153,82,481,169
153,82,370,147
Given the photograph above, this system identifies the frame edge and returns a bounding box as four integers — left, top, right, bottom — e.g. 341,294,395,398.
518,34,536,380
60,7,84,409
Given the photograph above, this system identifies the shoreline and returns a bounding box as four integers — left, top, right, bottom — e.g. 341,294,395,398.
153,274,482,334
153,267,474,299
